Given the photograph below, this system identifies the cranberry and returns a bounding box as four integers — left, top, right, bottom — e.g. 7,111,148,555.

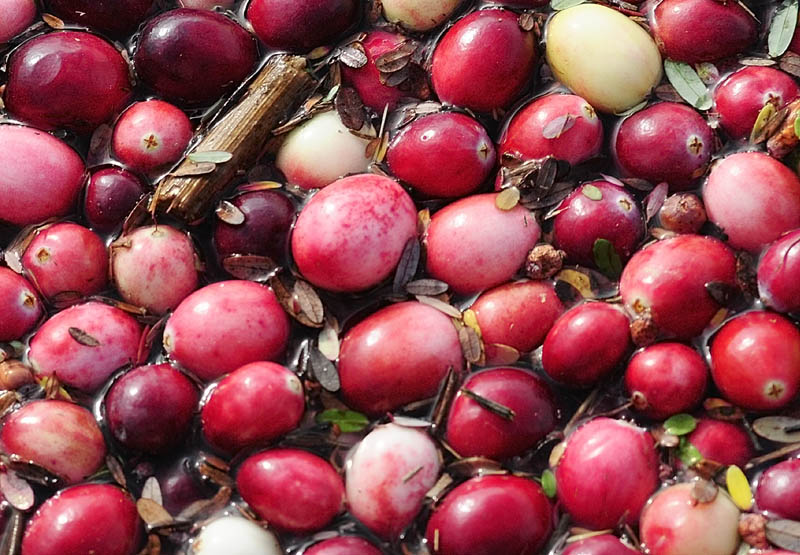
555,418,659,528
192,517,281,555
0,0,36,43
247,0,358,52
163,280,289,381
562,534,638,555
659,193,707,234
304,537,382,555
425,475,552,555
0,268,42,342
201,361,304,454
338,301,464,416
236,448,345,534
155,457,212,516
84,167,146,232
0,400,106,484
46,0,156,37
105,363,198,454
291,174,417,292
4,31,132,134
758,229,800,314
387,112,495,198
755,458,800,519
22,484,141,555
686,418,755,468
134,9,257,106
0,125,85,227
710,310,800,411
382,0,460,31
180,0,235,7
431,9,536,113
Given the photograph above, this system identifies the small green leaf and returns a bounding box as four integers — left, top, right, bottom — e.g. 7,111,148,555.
750,102,778,143
592,238,622,279
316,409,369,433
794,115,800,139
769,0,800,58
550,0,586,10
541,469,557,498
664,60,712,110
581,184,603,200
677,437,702,467
663,413,697,436
188,151,233,164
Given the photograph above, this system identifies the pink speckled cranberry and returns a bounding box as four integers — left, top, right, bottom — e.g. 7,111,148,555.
201,361,304,454
686,418,755,468
555,418,659,529
112,100,193,173
705,152,800,251
28,302,142,392
84,167,146,232
163,280,290,381
387,112,495,198
758,229,800,314
432,9,536,112
22,484,141,555
562,534,638,555
22,223,108,302
46,0,155,37
237,449,344,534
338,302,464,416
4,31,132,134
105,363,198,454
446,368,557,460
247,0,358,52
346,423,441,539
0,400,106,484
304,537,382,555
498,94,603,167
291,174,417,293
0,0,36,43
620,234,737,339
134,9,257,106
425,475,552,555
613,102,714,190
0,268,42,342
425,193,541,295
755,458,800,519
0,125,85,226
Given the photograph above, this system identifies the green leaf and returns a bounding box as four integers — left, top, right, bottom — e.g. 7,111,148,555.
664,60,712,110
663,413,697,436
581,184,603,200
750,102,778,143
316,409,369,433
550,0,586,10
794,114,800,139
677,437,702,467
769,0,800,58
592,238,622,279
541,469,557,498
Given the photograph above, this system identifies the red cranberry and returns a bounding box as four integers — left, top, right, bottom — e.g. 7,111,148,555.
304,537,382,555
613,102,714,190
237,448,344,534
710,310,800,411
431,9,536,113
625,343,708,419
105,363,198,454
498,94,604,167
45,0,156,36
201,361,304,454
687,418,755,468
163,280,289,381
338,302,464,416
0,0,36,43
247,0,358,52
425,475,552,555
0,125,85,227
134,9,257,106
446,368,557,460
0,268,42,342
387,112,495,198
758,229,800,314
22,484,141,555
620,234,737,339
649,0,758,63
84,167,146,232
291,174,417,293
562,534,638,555
4,31,132,134
755,458,800,519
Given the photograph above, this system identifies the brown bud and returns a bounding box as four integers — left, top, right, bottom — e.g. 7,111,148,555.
659,193,706,234
630,315,659,347
735,251,758,298
0,360,34,390
738,513,768,549
525,244,565,280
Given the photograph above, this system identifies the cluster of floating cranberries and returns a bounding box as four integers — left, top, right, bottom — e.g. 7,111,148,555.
3,0,800,554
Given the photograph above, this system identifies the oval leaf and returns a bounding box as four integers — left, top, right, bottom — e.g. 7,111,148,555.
68,327,101,347
318,323,340,361
541,469,557,498
393,237,420,294
555,268,595,299
141,477,163,507
309,348,340,392
664,60,712,110
485,343,521,365
752,416,800,443
458,325,483,364
137,498,174,528
215,200,245,225
592,238,623,279
751,102,778,143
170,161,216,177
677,437,702,467
405,279,449,296
0,471,34,511
222,254,278,282
581,184,603,200
644,182,669,222
542,114,576,139
496,187,521,211
188,151,233,164
415,295,461,318
663,413,697,436
725,465,753,510
769,0,800,58
317,409,369,433
767,519,800,552
551,0,586,9
293,280,324,326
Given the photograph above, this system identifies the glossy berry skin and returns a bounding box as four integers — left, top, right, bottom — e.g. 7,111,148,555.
542,303,631,388
758,229,800,314
201,361,304,455
620,234,737,340
555,418,659,529
180,0,235,7
432,9,536,113
425,475,552,555
292,174,417,292
649,0,757,63
498,94,604,167
755,458,800,519
304,537,382,555
387,112,495,198
553,181,644,267
710,311,800,411
84,167,146,232
338,302,464,416
163,281,290,381
4,31,132,134
0,400,106,484
46,0,155,37
192,517,282,555
134,9,257,106
625,343,708,419
237,449,345,534
156,457,212,516
446,368,557,460
28,302,142,392
0,0,36,43
425,193,540,295
562,535,638,555
0,268,42,342
247,0,358,52
21,484,141,555
613,102,714,190
0,125,85,227
383,0,461,31
105,363,198,454
22,223,108,302
686,418,755,468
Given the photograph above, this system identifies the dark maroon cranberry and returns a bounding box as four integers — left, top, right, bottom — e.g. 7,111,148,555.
758,229,800,314
755,458,800,520
246,0,359,52
84,167,146,232
46,0,156,37
155,457,212,516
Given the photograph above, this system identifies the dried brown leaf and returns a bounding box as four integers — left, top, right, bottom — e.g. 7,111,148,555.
0,471,33,511
222,254,278,282
170,161,216,177
375,41,416,73
137,498,174,528
106,455,127,488
415,295,461,318
457,326,483,364
393,237,420,293
484,343,521,365
405,279,449,296
338,42,368,68
177,487,233,522
42,13,64,28
753,416,800,443
335,86,366,131
68,327,101,347
293,280,324,326
141,477,163,507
